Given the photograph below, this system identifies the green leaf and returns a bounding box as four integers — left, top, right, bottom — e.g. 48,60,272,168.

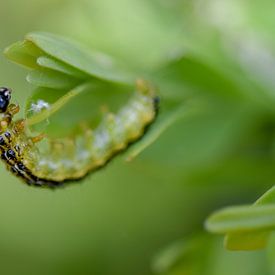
26,82,90,127
138,98,261,170
4,40,43,69
255,186,275,204
224,231,270,251
37,56,88,78
151,56,246,100
26,32,135,83
206,185,275,250
25,80,132,137
205,205,275,233
26,69,80,90
222,186,275,250
126,101,194,161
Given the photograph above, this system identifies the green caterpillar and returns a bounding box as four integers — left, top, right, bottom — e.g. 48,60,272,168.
0,81,159,188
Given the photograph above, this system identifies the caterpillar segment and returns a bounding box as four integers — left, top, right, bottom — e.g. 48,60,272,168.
0,82,159,188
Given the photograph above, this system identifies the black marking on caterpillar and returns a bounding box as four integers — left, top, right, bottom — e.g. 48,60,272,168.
0,80,159,188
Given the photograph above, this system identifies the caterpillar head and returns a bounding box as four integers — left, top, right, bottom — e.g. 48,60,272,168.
0,87,20,132
0,87,11,113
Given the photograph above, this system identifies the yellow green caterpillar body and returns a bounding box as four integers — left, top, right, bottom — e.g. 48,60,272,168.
0,82,159,188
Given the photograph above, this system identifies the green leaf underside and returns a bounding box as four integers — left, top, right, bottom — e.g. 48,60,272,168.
27,69,80,90
25,81,132,137
37,56,89,78
26,82,90,126
5,40,93,80
26,32,136,83
152,56,246,100
4,40,44,69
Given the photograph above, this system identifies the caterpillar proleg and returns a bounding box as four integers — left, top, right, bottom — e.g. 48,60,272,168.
0,81,159,188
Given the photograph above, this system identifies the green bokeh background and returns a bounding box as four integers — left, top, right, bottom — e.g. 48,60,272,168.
1,0,275,274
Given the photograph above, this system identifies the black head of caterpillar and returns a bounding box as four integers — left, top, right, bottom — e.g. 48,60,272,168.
0,80,159,188
0,87,12,113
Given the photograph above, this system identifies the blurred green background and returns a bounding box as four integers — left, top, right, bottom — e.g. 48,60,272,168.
2,0,275,274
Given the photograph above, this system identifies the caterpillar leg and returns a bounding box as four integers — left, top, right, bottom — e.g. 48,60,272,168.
31,133,46,143
0,104,21,131
7,104,20,116
14,119,25,133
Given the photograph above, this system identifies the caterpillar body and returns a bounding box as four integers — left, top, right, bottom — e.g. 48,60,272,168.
0,82,159,188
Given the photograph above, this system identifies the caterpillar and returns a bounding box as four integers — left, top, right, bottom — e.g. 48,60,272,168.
0,81,159,188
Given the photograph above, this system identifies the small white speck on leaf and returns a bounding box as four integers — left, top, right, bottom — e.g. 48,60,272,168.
30,100,51,113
